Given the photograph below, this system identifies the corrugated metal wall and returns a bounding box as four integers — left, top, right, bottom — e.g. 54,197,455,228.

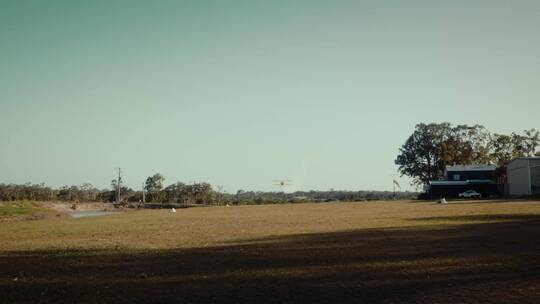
507,159,531,195
531,160,540,195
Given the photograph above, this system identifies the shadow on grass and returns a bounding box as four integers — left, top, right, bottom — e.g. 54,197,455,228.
412,198,540,204
409,213,540,222
1,215,540,304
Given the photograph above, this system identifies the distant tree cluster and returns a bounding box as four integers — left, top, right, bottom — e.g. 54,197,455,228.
395,123,540,185
228,190,417,205
0,175,416,205
142,173,216,205
0,183,102,202
0,175,218,205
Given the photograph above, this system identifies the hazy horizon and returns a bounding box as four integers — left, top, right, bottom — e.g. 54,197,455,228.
1,1,539,192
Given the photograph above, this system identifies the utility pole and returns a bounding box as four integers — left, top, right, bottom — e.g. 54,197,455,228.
392,175,401,200
117,168,122,204
392,175,396,200
142,182,146,204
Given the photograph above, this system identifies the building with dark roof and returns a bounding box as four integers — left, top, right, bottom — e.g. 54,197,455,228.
428,164,501,198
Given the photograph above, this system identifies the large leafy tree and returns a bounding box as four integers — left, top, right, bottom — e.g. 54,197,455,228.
395,123,453,185
488,130,539,165
395,123,493,185
488,134,516,166
163,182,186,204
190,183,214,204
145,173,165,192
488,130,540,182
396,123,540,186
450,124,492,164
521,129,539,157
145,173,165,202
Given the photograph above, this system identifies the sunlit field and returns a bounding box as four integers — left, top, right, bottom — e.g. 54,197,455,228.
2,200,540,303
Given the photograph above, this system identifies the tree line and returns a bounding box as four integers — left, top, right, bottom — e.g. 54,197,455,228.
0,183,102,202
0,172,416,204
230,189,417,204
0,174,217,205
395,123,539,186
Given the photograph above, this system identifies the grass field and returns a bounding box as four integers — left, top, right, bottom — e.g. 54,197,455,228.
0,202,54,221
1,200,540,303
0,206,34,216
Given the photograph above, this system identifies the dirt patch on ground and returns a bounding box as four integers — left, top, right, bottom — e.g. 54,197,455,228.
41,201,116,213
0,201,117,222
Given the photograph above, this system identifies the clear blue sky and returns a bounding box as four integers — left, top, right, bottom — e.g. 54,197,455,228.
1,0,539,192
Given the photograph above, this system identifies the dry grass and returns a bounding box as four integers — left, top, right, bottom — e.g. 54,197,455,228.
0,201,57,222
2,199,539,251
1,200,540,303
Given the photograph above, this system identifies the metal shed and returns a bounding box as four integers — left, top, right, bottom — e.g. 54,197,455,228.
507,157,540,196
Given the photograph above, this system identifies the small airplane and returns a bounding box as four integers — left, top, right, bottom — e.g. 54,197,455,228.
272,180,292,187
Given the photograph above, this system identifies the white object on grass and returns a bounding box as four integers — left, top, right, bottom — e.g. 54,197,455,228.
170,208,176,213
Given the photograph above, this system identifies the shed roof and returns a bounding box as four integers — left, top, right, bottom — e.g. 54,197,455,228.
510,157,540,161
445,164,496,172
429,179,495,186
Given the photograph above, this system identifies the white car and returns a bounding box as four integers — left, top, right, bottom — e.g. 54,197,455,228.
459,190,482,198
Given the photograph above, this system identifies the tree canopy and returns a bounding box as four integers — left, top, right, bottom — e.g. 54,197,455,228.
395,123,539,185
